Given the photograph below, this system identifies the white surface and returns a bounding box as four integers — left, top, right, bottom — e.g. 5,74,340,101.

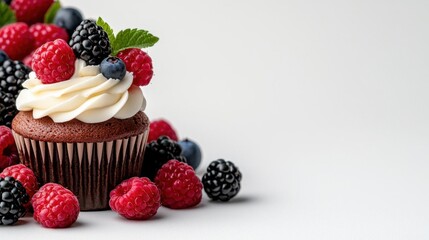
4,0,429,239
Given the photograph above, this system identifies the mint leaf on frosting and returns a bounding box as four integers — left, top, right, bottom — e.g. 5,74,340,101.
95,18,159,56
96,17,116,45
112,29,159,55
0,2,16,28
44,0,61,23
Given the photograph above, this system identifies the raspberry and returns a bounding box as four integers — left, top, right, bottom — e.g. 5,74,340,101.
117,48,153,86
32,183,79,228
0,23,33,60
0,164,38,204
0,126,19,171
155,160,202,209
0,176,29,225
69,19,111,65
32,39,76,84
202,159,242,201
109,177,160,220
147,119,179,143
142,136,187,180
29,23,69,50
10,0,54,25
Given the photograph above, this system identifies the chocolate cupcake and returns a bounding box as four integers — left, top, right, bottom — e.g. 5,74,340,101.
12,57,150,210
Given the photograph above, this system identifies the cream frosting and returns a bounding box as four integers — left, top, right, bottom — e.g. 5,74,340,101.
16,60,146,123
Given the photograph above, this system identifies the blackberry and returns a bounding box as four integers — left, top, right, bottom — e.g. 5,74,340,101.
0,176,29,225
0,91,17,128
0,59,31,100
69,19,111,65
202,159,242,201
142,136,187,180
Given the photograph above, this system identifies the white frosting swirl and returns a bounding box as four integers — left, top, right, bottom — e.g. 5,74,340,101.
16,60,146,123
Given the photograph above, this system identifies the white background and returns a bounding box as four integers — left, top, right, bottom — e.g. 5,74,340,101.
4,0,429,239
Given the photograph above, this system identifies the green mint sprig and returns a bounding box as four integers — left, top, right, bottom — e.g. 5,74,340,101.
96,17,159,56
0,2,16,28
44,1,62,24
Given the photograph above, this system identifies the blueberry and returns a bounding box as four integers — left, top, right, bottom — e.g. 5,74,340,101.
100,57,126,80
178,139,202,170
0,50,8,63
53,7,84,37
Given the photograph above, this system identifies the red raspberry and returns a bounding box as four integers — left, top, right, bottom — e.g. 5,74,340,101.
147,119,178,143
10,0,54,25
117,48,153,86
32,39,76,84
0,126,19,171
0,164,38,204
155,160,202,209
32,183,79,228
0,22,33,60
110,177,160,220
29,23,69,50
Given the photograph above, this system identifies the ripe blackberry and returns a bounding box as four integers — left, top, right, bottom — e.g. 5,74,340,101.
69,19,111,65
0,91,17,128
202,159,242,201
0,176,29,225
142,136,187,180
0,59,31,100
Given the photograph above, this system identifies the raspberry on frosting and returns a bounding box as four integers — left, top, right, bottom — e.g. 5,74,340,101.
31,39,76,84
117,48,153,86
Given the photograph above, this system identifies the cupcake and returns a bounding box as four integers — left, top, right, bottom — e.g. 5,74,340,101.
11,18,158,210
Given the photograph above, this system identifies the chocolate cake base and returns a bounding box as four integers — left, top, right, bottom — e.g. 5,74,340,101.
12,111,150,210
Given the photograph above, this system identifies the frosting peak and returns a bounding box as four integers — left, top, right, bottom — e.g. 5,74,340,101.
16,60,146,123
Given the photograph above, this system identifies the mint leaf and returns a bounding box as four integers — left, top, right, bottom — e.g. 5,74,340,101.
0,2,16,28
44,1,61,24
112,28,159,55
96,17,115,45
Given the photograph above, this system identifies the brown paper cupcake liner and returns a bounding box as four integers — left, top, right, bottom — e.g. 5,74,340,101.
12,130,148,211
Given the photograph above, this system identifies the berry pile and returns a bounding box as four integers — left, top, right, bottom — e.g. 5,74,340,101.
0,1,80,126
142,136,187,180
0,164,38,207
0,0,245,229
